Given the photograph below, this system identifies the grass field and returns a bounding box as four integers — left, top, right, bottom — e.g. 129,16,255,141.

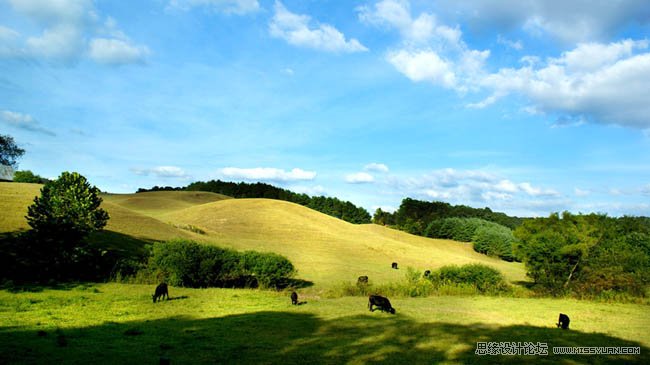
0,283,648,364
1,182,649,364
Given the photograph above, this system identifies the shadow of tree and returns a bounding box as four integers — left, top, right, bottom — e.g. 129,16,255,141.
0,311,646,364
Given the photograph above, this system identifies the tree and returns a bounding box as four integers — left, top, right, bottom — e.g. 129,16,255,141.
25,172,109,280
13,170,50,184
0,134,25,168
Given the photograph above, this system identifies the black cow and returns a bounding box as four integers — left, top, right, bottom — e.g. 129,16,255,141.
391,262,398,269
357,276,369,285
152,283,169,303
423,270,431,277
368,295,396,314
291,291,298,305
557,313,570,329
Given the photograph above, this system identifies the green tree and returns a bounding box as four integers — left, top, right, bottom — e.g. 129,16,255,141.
25,172,109,279
13,170,50,184
0,134,25,168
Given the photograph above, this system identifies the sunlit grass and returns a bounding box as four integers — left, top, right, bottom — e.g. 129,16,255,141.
0,284,648,364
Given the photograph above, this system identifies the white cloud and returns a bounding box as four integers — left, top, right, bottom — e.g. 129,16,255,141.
132,166,190,178
360,0,489,93
0,26,19,41
475,39,650,129
1,110,55,136
270,1,367,53
289,185,326,196
88,38,150,65
168,0,260,14
3,0,148,65
519,182,559,197
220,167,317,182
0,25,22,57
387,49,457,88
345,172,375,184
436,0,650,43
496,35,522,50
364,163,389,173
574,188,590,197
385,168,561,212
358,0,463,46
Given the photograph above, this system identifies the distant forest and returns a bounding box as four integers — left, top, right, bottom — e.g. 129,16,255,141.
373,198,523,233
137,180,372,224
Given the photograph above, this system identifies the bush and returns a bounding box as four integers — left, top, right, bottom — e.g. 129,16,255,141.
426,217,518,261
431,264,508,293
146,240,295,289
473,225,516,261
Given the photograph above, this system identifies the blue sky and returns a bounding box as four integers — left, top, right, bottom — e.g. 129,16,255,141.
1,0,649,217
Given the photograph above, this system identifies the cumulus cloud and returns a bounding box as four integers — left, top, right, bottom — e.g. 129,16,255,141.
474,39,650,129
167,0,260,14
574,188,591,197
360,0,489,92
345,172,375,184
2,0,148,65
220,167,317,182
131,166,190,178
1,110,55,136
385,168,560,210
270,1,367,53
358,0,460,45
364,163,389,173
436,0,650,44
362,1,650,130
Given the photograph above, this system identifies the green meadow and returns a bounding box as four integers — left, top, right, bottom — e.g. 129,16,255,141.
1,182,649,364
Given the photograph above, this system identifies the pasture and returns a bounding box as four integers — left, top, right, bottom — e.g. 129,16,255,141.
1,182,648,363
0,284,648,364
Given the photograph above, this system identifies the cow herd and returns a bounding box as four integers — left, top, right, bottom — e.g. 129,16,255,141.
150,261,571,330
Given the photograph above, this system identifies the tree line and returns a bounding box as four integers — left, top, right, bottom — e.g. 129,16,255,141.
373,198,523,234
514,212,650,298
138,180,372,224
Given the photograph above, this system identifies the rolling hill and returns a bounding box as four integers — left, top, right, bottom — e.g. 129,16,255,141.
0,182,527,288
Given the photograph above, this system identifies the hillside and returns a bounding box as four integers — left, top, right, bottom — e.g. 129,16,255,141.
101,190,231,218
0,183,527,288
162,199,527,286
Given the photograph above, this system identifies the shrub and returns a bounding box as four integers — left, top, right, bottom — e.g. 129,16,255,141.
146,240,295,289
432,264,508,293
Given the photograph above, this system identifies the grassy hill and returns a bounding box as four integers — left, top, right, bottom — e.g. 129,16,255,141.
162,198,527,287
2,182,649,364
0,182,526,288
101,190,231,219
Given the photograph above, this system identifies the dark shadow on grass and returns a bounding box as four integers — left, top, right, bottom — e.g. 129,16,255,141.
166,296,189,301
512,280,539,291
88,230,156,258
0,311,647,364
277,278,314,289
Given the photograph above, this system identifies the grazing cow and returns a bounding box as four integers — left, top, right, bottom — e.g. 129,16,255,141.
152,283,169,303
291,291,298,305
423,270,431,277
391,262,398,269
557,313,570,329
357,276,369,285
368,295,396,314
